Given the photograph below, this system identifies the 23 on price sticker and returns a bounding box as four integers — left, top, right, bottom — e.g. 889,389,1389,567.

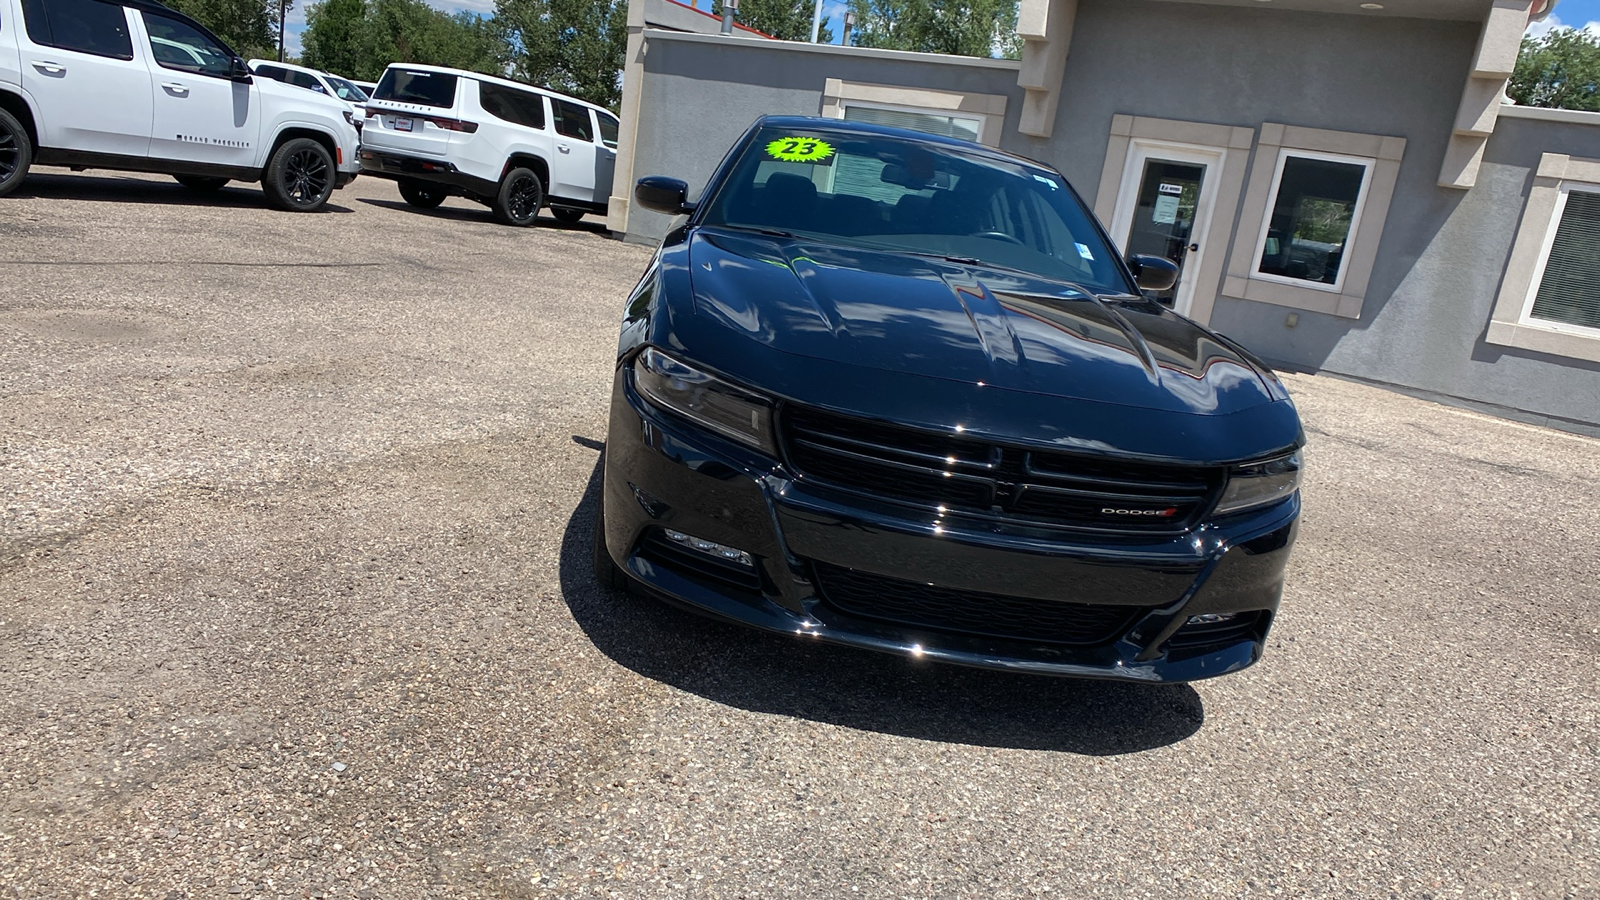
765,137,835,163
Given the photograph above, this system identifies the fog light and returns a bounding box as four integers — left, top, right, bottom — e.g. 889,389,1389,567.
1187,613,1239,625
663,529,753,567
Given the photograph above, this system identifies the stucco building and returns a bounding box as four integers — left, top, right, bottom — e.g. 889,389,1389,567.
608,0,1600,434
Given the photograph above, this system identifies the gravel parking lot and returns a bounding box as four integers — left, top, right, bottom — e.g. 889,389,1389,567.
2,170,1598,899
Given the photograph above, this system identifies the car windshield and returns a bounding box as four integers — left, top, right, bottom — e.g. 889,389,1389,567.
701,125,1132,293
328,77,367,103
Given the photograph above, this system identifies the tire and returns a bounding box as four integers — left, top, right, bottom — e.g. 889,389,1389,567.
592,461,628,591
492,166,543,227
0,107,34,199
174,175,229,192
398,179,448,209
552,206,584,225
262,137,335,212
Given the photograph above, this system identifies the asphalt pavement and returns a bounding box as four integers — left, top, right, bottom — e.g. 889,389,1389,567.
1,170,1596,899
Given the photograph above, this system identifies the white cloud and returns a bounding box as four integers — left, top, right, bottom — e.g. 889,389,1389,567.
1526,14,1600,39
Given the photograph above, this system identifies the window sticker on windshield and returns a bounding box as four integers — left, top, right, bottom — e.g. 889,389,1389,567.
766,137,835,163
1075,242,1095,261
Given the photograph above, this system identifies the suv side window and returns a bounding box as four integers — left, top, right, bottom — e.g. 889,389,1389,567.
287,70,325,93
598,112,618,150
255,64,288,82
20,0,134,60
479,82,546,130
143,12,233,78
552,99,593,142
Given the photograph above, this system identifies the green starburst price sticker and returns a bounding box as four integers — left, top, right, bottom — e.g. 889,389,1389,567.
766,137,835,163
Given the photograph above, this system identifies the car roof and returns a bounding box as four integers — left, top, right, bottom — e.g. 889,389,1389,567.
248,59,333,80
753,115,1049,171
379,63,617,118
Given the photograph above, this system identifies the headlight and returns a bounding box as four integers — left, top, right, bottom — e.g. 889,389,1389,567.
1213,450,1302,516
633,348,776,455
342,110,356,126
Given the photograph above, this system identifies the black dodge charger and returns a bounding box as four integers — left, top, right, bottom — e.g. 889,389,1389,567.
594,116,1304,682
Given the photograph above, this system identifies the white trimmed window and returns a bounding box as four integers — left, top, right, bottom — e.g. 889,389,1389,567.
1521,184,1600,335
1487,153,1600,363
1250,149,1374,294
1223,124,1405,320
840,102,984,144
819,79,1007,148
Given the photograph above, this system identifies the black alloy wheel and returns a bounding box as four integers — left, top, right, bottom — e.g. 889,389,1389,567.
493,167,543,227
0,107,34,199
398,179,448,209
552,207,585,225
263,138,335,212
175,175,229,192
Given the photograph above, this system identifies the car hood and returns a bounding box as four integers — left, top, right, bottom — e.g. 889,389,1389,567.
684,228,1276,416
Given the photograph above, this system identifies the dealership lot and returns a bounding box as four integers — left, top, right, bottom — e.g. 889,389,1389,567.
1,171,1597,898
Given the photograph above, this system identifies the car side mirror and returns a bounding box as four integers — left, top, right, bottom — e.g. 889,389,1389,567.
1126,254,1179,293
635,176,694,216
230,57,253,83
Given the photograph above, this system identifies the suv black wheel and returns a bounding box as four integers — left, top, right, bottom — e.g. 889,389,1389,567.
552,207,585,225
398,179,448,209
492,167,543,227
263,138,335,212
0,107,34,199
175,175,229,192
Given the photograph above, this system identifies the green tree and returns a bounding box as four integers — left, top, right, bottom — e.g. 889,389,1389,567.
1509,27,1600,111
300,0,366,76
845,0,1019,58
300,0,504,81
165,0,282,59
496,0,628,109
709,0,831,43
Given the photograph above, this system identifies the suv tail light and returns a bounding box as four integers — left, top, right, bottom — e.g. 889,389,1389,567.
362,107,479,134
429,117,478,133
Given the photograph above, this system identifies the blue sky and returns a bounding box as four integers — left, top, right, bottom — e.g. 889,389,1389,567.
286,0,1598,63
1530,0,1600,37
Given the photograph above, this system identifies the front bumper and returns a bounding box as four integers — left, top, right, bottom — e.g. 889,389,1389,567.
599,367,1300,683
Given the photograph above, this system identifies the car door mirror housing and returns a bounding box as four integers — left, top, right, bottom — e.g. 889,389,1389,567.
230,57,253,83
635,176,693,216
1126,254,1180,293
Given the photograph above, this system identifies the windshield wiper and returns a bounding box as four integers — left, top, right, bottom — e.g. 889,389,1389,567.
718,224,798,239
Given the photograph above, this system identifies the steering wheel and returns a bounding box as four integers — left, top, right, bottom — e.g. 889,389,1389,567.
969,231,1024,246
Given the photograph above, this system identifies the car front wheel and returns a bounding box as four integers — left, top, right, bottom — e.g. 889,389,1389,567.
398,179,448,209
0,107,34,199
175,175,229,192
262,138,335,212
492,167,543,227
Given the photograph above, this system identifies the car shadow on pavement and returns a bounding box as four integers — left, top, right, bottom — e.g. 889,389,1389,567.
13,172,357,212
356,197,610,233
559,447,1205,756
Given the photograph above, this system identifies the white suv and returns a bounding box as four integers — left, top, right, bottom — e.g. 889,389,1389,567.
359,64,619,226
250,59,368,123
0,0,360,210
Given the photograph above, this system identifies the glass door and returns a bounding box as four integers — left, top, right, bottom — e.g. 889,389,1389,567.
1108,142,1225,316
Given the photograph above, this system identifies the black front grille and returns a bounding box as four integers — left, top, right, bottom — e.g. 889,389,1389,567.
812,563,1140,646
782,407,1221,533
638,531,762,594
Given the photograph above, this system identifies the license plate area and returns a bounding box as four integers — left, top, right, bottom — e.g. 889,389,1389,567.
393,116,414,132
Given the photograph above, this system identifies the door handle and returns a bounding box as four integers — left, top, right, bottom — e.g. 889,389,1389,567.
557,144,570,154
161,82,190,96
31,61,66,75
